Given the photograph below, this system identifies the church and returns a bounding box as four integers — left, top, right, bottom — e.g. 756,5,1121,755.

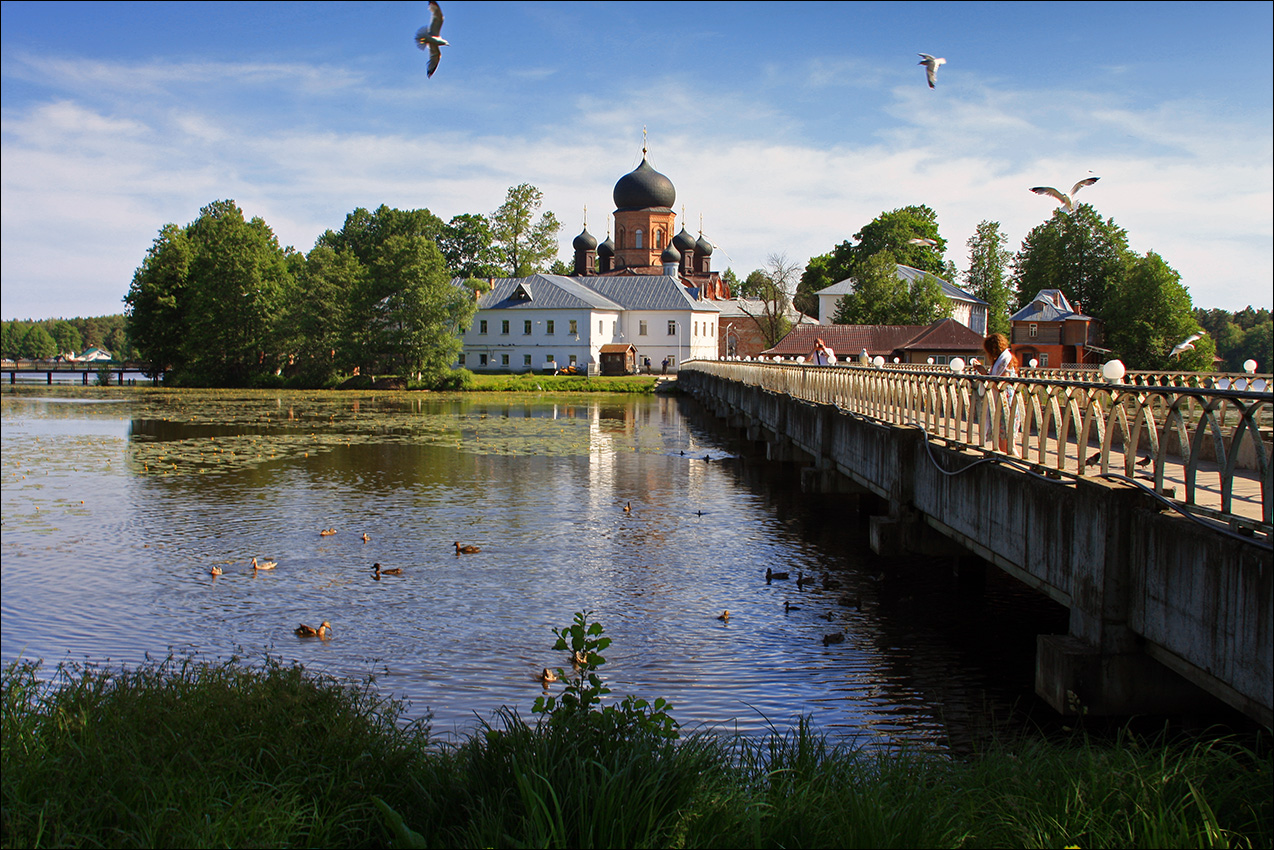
454,148,733,374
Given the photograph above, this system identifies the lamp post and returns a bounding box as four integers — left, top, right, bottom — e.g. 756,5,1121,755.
675,320,683,371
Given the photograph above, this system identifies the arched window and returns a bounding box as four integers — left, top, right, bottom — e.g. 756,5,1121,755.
655,229,664,248
618,227,626,248
635,229,643,249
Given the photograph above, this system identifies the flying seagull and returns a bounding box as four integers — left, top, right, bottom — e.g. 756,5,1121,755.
917,53,945,88
1030,177,1100,213
1170,330,1207,359
415,0,448,78
907,237,938,247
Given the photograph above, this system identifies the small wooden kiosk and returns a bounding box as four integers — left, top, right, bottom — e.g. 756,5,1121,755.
598,343,638,376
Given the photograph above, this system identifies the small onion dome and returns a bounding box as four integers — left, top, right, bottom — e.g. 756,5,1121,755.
660,244,681,264
672,226,697,252
572,228,597,251
597,235,615,258
695,234,713,256
613,157,676,211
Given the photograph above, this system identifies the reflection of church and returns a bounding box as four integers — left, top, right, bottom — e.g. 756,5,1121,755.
568,147,732,301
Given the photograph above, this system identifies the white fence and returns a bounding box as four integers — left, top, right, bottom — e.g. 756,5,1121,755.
687,360,1273,534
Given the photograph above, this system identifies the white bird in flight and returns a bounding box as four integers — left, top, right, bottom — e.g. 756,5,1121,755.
415,0,448,78
1030,177,1100,213
1170,330,1207,359
917,54,945,88
907,237,938,247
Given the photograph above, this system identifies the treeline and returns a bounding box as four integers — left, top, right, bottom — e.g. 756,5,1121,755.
1194,306,1273,373
789,203,1255,372
123,185,561,387
1,315,136,362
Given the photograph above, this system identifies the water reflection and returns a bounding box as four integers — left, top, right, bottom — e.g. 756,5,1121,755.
1,390,1066,750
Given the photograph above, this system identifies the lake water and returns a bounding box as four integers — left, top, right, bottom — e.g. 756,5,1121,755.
0,388,1067,749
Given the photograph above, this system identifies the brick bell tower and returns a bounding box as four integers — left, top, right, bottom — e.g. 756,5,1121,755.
610,136,677,270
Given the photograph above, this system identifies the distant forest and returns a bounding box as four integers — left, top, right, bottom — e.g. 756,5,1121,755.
1,315,137,362
1193,306,1273,373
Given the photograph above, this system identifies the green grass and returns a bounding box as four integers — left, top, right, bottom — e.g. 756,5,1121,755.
4,655,1269,849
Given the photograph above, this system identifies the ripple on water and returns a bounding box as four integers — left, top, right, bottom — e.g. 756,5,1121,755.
2,391,1066,748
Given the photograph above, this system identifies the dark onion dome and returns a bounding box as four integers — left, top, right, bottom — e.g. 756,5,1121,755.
672,226,697,252
695,234,713,256
597,234,615,258
660,244,681,263
613,157,676,211
572,227,597,251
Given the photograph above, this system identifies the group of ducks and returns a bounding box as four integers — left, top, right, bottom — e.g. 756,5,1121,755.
210,532,484,641
762,567,854,646
538,650,594,685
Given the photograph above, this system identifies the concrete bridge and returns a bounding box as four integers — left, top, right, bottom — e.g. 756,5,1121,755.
679,361,1272,727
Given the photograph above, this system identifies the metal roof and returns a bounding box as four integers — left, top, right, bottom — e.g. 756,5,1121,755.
1011,289,1091,322
815,264,986,305
458,274,719,313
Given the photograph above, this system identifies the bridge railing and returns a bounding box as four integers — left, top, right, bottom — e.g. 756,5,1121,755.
685,361,1273,535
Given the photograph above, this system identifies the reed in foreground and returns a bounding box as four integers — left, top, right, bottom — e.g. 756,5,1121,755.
2,654,426,848
3,614,1269,848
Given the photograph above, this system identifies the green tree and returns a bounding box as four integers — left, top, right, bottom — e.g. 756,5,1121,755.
438,213,500,278
735,269,770,300
285,245,364,382
181,200,294,385
125,223,193,377
964,220,1013,335
1012,205,1129,320
1236,322,1273,373
845,206,947,277
362,235,475,378
22,324,57,360
316,205,444,268
721,267,740,298
50,320,82,356
2,321,27,359
1105,251,1207,371
490,183,561,277
832,251,951,326
801,206,948,320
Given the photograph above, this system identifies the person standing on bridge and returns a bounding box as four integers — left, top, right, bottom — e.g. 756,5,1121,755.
971,332,1021,456
809,338,836,366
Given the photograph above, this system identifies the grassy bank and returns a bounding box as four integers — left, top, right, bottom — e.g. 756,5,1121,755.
460,372,664,393
4,618,1269,848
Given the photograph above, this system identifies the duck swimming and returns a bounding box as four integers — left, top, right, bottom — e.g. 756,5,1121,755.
623,501,631,512
716,610,730,622
362,533,370,543
210,565,223,576
822,631,845,646
454,542,481,554
766,568,790,583
372,563,403,577
296,621,332,639
319,528,337,537
540,668,559,684
252,557,278,571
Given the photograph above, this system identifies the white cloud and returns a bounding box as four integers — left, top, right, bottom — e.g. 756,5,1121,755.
2,54,1270,319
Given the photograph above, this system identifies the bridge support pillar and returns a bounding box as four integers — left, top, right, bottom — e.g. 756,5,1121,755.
869,506,966,558
800,465,867,496
1036,635,1214,717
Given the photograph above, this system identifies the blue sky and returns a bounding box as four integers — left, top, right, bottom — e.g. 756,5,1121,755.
2,0,1271,320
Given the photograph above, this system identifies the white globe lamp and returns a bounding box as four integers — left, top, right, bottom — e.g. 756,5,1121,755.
1101,359,1126,383
949,357,966,374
